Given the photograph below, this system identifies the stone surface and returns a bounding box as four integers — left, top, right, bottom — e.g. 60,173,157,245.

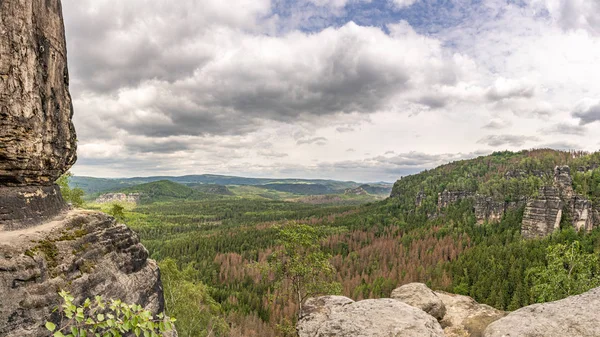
435,291,506,337
438,190,475,210
521,166,599,238
297,295,445,337
474,195,525,225
0,185,67,230
0,0,77,187
521,186,563,238
0,210,167,336
391,283,446,321
95,193,142,204
484,286,600,337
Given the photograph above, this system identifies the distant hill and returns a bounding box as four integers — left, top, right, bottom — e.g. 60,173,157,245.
70,174,392,196
115,180,218,204
190,184,234,196
258,183,334,195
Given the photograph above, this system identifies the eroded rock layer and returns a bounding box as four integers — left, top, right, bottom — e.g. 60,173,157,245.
0,0,77,187
0,210,165,336
484,287,600,337
0,185,66,230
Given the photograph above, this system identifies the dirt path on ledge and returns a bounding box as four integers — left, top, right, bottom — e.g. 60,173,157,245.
0,209,94,247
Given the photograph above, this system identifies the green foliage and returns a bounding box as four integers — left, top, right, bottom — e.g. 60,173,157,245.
265,223,342,319
57,172,85,207
159,259,229,337
108,204,125,221
527,241,600,302
45,290,175,337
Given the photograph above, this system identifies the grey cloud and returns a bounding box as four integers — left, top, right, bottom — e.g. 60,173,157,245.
540,123,587,135
416,95,448,109
257,150,289,158
483,119,511,129
573,101,600,125
297,137,328,145
486,84,535,102
477,134,539,147
337,126,355,133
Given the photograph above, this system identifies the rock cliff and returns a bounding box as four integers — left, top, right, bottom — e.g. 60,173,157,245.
521,166,599,238
299,283,600,337
297,283,506,337
0,0,77,187
0,0,77,227
435,166,598,238
95,193,142,204
0,1,173,335
0,210,165,336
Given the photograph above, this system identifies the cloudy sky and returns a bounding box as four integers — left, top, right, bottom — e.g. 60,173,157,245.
63,0,600,182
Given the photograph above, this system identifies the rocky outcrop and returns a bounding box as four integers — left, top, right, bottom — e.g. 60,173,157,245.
0,210,166,336
344,187,368,196
95,193,142,204
297,295,445,337
391,282,446,321
298,284,507,337
416,190,426,207
0,0,77,187
438,191,475,210
483,286,600,337
521,166,599,238
0,0,77,227
0,185,66,230
435,291,506,337
521,186,563,238
474,196,524,225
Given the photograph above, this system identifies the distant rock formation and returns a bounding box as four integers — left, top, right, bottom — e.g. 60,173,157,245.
435,166,598,238
521,186,563,238
521,166,599,238
437,190,475,209
95,193,142,204
297,283,506,337
344,187,368,196
0,0,76,227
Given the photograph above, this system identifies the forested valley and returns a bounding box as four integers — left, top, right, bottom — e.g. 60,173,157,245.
69,149,600,337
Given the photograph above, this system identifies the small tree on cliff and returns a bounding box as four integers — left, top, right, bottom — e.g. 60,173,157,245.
266,223,341,321
56,172,84,207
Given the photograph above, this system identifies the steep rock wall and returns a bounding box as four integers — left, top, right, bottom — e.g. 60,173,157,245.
0,0,77,187
0,210,166,336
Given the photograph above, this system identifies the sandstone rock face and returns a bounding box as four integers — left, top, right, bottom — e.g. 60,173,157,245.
95,193,142,204
0,185,66,230
297,296,445,337
0,0,77,187
435,291,506,337
521,166,599,238
484,286,600,337
416,190,426,207
521,186,563,238
438,190,475,210
391,283,446,321
0,210,166,336
473,196,525,225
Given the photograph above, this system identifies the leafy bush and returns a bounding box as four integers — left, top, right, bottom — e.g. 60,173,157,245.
45,290,175,337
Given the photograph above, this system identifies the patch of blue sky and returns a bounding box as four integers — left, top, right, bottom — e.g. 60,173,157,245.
270,0,539,35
